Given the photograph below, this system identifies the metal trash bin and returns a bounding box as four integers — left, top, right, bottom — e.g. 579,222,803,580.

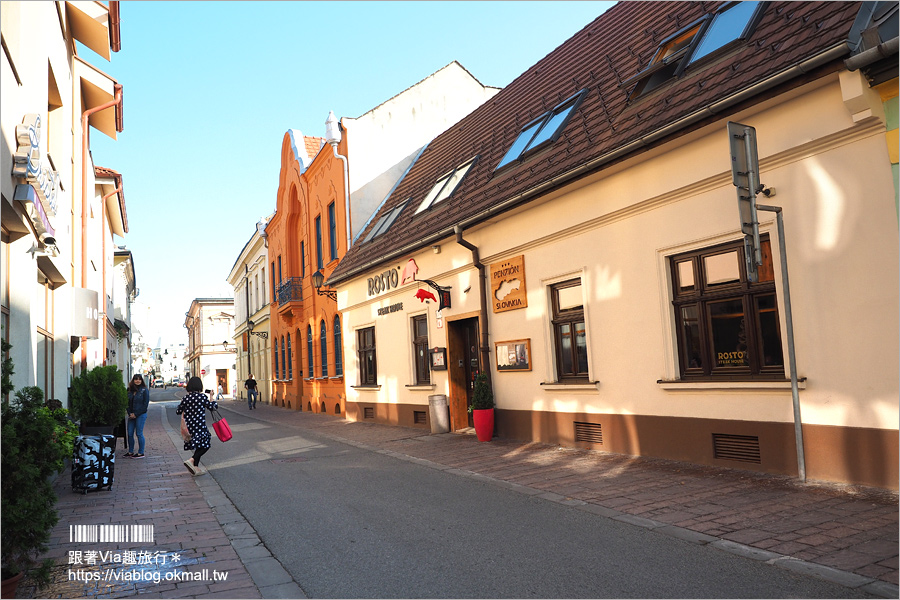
428,394,450,434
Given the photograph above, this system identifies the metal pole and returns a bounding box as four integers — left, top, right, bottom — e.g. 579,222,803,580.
758,204,805,481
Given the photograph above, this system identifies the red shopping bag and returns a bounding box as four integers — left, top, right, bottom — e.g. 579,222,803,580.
210,409,232,442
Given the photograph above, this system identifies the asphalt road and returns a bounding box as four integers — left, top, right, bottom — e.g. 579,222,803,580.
157,390,875,599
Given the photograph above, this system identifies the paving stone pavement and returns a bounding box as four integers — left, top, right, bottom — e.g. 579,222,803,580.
20,403,296,599
22,398,899,599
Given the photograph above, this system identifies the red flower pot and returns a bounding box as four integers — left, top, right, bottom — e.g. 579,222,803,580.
2,571,24,599
473,408,494,442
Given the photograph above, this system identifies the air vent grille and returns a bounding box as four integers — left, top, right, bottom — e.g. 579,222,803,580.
712,433,761,463
364,407,374,419
574,421,603,444
413,411,427,424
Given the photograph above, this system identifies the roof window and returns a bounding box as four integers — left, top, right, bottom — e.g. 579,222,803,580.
362,199,409,243
415,157,477,214
689,1,761,64
496,89,587,171
625,1,763,98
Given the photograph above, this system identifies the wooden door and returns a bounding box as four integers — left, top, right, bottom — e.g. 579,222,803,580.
448,317,479,431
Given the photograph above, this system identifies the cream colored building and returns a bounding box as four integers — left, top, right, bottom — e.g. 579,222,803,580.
227,219,272,403
329,2,898,489
184,298,236,397
2,1,127,404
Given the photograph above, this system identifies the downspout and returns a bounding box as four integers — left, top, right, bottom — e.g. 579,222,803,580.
325,111,352,251
454,225,493,396
100,183,122,366
844,36,899,70
80,83,123,368
245,265,252,386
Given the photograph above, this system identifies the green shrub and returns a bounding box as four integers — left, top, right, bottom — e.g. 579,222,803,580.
1,334,13,401
1,386,77,581
469,372,494,411
70,365,127,426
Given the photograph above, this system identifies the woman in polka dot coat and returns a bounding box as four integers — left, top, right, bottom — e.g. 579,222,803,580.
176,376,218,475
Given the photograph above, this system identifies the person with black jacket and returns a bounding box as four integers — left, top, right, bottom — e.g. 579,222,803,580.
125,374,150,458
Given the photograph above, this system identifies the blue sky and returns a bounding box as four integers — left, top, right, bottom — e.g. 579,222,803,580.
88,1,614,346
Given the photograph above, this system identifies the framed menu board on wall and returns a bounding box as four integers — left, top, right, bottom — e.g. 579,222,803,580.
495,339,531,372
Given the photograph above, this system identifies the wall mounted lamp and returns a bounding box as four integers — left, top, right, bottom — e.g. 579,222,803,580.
311,269,337,301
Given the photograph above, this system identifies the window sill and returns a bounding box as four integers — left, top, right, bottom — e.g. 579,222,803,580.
540,381,600,392
657,378,807,391
405,384,435,391
352,384,381,391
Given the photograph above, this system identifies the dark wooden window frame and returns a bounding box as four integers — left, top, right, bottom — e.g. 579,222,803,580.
412,314,430,385
670,235,785,380
550,278,589,382
357,326,377,386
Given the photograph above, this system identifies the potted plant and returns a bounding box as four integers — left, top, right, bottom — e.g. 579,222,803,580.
469,372,495,442
70,364,128,435
1,386,78,596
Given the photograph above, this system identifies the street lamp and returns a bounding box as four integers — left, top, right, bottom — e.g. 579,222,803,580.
312,269,337,301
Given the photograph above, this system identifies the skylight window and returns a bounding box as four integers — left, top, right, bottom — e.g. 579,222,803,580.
415,158,477,214
362,199,409,243
496,89,587,171
625,1,764,98
689,1,761,65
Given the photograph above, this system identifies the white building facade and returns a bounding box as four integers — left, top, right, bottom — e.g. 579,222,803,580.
227,221,271,403
2,1,127,405
184,298,236,397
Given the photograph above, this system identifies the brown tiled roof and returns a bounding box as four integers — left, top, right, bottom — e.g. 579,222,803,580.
305,136,325,160
94,164,128,233
330,1,861,284
94,165,120,178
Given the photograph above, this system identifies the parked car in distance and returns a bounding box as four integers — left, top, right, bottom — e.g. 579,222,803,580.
152,378,165,388
172,378,185,388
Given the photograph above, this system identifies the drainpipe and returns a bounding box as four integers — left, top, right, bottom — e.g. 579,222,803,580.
81,83,123,368
245,265,252,386
454,225,493,395
100,183,122,366
325,111,352,252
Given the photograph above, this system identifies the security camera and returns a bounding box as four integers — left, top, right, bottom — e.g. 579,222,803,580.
39,232,56,246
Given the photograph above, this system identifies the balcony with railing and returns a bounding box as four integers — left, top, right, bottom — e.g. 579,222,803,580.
276,277,303,321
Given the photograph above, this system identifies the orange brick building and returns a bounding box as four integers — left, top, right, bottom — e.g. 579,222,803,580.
267,131,347,413
265,64,500,414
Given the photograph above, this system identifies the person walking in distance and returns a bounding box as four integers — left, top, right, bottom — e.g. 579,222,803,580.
217,382,224,401
125,374,150,458
244,374,259,409
176,376,217,475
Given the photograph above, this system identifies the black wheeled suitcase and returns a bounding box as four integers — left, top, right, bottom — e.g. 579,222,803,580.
72,435,116,494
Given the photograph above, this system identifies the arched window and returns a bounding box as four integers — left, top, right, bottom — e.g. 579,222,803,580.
320,320,329,377
296,328,303,377
287,333,292,380
281,335,286,380
307,325,313,377
333,315,343,377
273,338,279,380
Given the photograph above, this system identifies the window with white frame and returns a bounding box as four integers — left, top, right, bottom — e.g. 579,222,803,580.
415,158,477,214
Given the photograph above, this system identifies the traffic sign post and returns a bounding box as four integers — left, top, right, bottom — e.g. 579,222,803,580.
726,122,806,481
728,121,763,282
